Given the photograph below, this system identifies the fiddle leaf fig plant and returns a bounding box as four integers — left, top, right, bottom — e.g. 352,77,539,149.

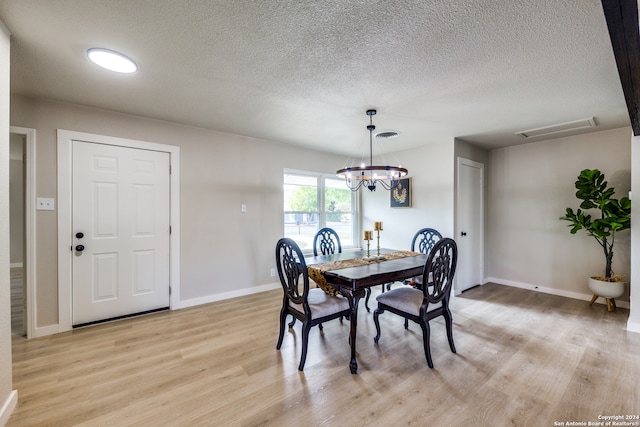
560,168,631,280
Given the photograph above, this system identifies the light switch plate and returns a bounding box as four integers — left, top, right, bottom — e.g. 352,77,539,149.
36,198,55,211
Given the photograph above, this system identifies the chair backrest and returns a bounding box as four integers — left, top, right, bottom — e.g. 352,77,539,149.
411,228,442,254
422,238,457,305
313,227,342,256
275,238,309,306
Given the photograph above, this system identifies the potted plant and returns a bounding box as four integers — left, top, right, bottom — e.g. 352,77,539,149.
560,168,631,310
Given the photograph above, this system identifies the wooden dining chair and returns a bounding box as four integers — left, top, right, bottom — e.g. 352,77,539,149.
408,227,442,288
313,227,342,256
275,238,351,371
387,227,442,291
373,238,458,368
289,227,344,329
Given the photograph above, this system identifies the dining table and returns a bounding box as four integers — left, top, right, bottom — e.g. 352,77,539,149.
305,248,428,374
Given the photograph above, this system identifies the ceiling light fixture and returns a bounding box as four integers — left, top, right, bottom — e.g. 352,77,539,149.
87,48,137,74
336,109,408,192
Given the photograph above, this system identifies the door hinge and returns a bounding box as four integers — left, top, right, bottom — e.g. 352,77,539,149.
169,286,172,296
169,164,172,174
169,226,172,235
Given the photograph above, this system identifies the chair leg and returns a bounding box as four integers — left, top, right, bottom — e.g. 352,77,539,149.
420,319,434,368
373,308,383,343
404,318,409,329
318,323,323,331
365,288,371,312
299,323,311,371
443,308,456,354
276,309,287,349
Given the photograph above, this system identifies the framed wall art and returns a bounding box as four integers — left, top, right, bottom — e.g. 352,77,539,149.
390,177,411,208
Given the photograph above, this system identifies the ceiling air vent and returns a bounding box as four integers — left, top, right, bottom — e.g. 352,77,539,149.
515,117,596,139
375,130,401,139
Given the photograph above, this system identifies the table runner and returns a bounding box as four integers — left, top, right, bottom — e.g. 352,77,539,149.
308,251,421,296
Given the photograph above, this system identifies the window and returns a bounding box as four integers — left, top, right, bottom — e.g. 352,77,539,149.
284,171,357,253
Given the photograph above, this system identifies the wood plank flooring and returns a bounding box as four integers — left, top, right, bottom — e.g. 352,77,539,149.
7,283,640,426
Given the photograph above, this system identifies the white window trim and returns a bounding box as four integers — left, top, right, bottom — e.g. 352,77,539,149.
284,168,359,254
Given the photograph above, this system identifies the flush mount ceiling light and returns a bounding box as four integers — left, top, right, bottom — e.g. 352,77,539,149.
87,48,137,73
336,109,408,192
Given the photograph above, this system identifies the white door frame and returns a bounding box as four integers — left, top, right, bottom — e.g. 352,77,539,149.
455,157,484,295
9,126,36,338
57,129,180,333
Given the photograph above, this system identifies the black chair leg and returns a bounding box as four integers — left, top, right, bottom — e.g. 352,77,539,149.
318,323,323,331
404,318,409,329
443,308,456,353
299,323,311,371
365,288,371,312
420,320,434,368
373,308,383,343
276,309,287,349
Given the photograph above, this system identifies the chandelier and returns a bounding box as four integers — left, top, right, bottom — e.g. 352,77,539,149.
336,109,408,191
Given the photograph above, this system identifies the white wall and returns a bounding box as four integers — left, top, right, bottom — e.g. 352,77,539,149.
10,94,350,329
361,139,456,251
0,18,17,427
486,127,632,303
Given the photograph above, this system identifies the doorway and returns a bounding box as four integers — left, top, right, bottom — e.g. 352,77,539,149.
9,126,35,338
456,157,484,295
57,130,181,332
9,133,25,335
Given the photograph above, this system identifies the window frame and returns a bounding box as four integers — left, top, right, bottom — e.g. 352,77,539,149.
284,168,359,255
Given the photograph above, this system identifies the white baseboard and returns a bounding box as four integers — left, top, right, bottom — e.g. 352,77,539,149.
0,390,18,426
25,284,283,338
627,320,640,334
177,282,281,310
33,324,61,338
484,277,630,309
9,262,23,268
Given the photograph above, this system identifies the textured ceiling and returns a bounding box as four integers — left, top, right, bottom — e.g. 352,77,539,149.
0,0,630,156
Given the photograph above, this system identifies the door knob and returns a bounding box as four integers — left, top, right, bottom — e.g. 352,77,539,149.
461,231,467,236
75,232,84,239
75,245,85,252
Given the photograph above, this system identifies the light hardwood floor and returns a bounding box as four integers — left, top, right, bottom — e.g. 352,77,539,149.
8,283,640,426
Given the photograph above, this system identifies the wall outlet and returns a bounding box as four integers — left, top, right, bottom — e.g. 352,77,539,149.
270,268,276,277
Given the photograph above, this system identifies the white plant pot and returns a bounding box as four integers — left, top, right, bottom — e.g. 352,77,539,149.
588,277,625,299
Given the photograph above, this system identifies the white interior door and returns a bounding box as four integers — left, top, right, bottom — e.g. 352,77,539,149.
72,141,170,325
456,158,484,295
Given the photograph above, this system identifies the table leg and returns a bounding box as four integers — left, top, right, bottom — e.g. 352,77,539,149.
346,288,366,374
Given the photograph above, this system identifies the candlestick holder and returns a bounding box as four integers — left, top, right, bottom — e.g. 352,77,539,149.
375,229,386,260
363,230,375,260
